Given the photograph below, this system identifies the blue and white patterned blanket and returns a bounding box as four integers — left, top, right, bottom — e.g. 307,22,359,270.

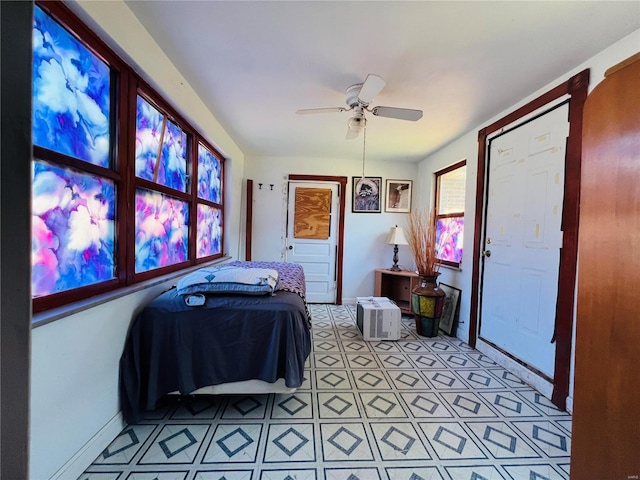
228,260,311,326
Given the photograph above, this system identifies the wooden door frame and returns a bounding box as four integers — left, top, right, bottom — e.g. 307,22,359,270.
469,69,589,409
288,174,347,305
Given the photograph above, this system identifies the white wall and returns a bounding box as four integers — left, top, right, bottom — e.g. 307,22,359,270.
244,155,419,301
416,30,640,383
29,2,245,479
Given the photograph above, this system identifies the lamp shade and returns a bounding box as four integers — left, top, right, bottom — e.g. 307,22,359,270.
385,225,408,245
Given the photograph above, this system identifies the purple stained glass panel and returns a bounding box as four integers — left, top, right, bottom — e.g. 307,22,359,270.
196,204,222,258
197,143,222,203
32,161,116,297
135,95,188,192
436,216,464,264
32,6,111,168
135,189,189,273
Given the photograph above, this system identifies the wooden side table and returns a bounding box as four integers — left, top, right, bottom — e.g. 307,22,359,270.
374,268,420,315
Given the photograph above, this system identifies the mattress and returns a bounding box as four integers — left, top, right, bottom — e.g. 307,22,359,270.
119,262,311,424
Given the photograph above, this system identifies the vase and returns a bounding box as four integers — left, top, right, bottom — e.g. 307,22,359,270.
411,273,446,337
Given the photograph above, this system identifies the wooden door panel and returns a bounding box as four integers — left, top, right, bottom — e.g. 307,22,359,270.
294,187,331,240
572,54,640,479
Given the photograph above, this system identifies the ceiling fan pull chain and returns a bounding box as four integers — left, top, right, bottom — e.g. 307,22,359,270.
361,126,367,178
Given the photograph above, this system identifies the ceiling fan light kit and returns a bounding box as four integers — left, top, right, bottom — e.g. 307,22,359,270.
296,73,423,138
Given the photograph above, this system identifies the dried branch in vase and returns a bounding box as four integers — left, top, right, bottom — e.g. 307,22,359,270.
407,209,440,276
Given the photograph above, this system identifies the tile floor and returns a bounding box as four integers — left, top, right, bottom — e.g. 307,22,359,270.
79,303,571,480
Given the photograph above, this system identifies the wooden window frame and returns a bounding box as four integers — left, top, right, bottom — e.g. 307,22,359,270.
32,2,224,314
434,159,467,269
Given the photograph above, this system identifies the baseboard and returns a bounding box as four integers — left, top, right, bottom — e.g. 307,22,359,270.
476,338,554,399
342,297,357,305
566,395,573,414
50,412,126,480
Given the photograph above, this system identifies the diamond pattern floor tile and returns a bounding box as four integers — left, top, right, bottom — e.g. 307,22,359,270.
264,423,315,463
320,423,374,462
370,422,431,460
420,421,487,460
466,421,541,459
386,466,445,480
271,393,313,419
318,392,361,419
323,467,382,480
138,424,209,465
439,392,498,419
400,392,454,418
202,423,262,464
79,304,571,479
259,468,317,480
194,470,253,480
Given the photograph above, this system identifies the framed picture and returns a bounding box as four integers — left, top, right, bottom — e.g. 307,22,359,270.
438,283,461,336
352,176,382,213
385,179,413,213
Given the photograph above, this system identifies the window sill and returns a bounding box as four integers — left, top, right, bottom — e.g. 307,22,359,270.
32,255,231,328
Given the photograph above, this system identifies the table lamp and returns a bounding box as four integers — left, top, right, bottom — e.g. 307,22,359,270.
385,225,408,271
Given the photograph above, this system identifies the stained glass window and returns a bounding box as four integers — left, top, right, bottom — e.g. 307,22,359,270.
32,161,116,297
197,143,222,203
135,189,189,273
436,217,464,264
32,6,111,168
31,2,225,314
196,204,222,258
135,95,188,192
435,161,467,268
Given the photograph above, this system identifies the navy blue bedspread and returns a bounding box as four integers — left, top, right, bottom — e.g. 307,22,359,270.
119,288,311,424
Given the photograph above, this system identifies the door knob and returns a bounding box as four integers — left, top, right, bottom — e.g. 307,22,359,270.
482,249,492,257
288,245,293,250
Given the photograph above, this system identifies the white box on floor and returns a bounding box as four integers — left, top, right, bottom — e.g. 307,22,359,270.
356,296,402,341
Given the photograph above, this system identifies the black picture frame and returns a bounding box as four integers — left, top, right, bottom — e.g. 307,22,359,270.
352,176,382,213
438,283,461,336
385,179,412,213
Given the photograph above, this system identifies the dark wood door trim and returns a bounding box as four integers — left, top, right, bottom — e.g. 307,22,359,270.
288,174,347,305
470,69,590,410
245,179,253,260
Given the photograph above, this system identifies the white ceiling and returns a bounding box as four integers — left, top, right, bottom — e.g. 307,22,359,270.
121,1,639,163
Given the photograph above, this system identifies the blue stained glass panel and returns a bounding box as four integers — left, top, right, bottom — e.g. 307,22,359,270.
197,143,222,203
135,96,188,192
135,189,189,273
196,204,222,258
32,161,116,297
436,216,464,264
32,6,111,168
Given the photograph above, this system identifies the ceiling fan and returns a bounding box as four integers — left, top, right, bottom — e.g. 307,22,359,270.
296,74,423,139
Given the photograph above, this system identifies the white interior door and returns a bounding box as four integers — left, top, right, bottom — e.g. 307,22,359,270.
479,103,569,378
286,181,339,303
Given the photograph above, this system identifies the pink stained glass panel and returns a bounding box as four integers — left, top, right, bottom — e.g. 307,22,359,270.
135,95,188,192
196,204,222,258
135,189,189,273
31,161,116,297
197,143,222,203
32,6,111,168
436,216,464,264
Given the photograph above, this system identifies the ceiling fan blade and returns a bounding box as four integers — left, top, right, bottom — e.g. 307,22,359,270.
357,74,386,105
296,107,348,115
371,106,423,121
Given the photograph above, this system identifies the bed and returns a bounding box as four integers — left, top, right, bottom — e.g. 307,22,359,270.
119,261,312,424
